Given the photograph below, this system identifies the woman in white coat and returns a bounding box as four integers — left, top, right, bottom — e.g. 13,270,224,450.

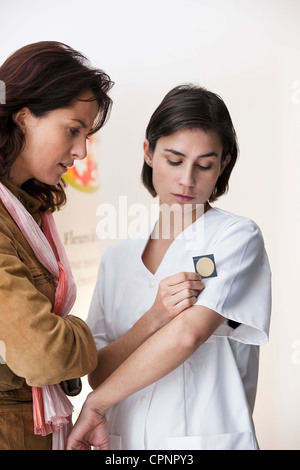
67,84,271,450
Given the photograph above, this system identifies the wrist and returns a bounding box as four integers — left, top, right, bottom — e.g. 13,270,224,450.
85,390,107,415
141,306,162,335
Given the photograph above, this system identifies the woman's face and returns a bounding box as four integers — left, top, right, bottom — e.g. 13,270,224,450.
144,127,231,212
10,90,99,186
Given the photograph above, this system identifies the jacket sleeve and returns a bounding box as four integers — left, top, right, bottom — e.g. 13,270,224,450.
0,222,97,388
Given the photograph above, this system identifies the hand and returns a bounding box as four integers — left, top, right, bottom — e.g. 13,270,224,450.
66,395,109,450
148,272,205,329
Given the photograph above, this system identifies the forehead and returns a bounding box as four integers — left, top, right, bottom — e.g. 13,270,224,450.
156,128,223,153
67,94,99,122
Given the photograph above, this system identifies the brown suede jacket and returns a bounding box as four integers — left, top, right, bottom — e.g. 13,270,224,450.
0,178,97,391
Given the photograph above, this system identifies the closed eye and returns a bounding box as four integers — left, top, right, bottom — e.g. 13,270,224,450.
70,128,90,140
168,160,212,171
197,165,212,170
70,128,80,136
167,159,182,166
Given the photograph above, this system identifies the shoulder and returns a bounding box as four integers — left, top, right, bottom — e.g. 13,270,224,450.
206,208,265,256
209,207,262,236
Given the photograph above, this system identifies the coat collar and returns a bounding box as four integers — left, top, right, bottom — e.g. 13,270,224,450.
0,177,43,224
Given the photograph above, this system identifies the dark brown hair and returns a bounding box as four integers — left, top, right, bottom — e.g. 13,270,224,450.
0,41,113,211
142,84,239,202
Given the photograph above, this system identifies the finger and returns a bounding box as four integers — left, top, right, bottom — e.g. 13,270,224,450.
164,272,202,286
178,288,201,301
172,288,200,306
172,296,198,315
168,280,205,296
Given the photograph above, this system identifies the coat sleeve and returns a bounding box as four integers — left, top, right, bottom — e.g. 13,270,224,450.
0,223,97,387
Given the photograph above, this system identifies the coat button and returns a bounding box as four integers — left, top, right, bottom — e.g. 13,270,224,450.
140,395,147,404
148,280,156,288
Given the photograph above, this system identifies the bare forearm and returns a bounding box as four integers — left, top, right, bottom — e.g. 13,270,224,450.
67,306,224,450
88,319,190,412
88,308,159,389
89,272,204,389
88,306,224,412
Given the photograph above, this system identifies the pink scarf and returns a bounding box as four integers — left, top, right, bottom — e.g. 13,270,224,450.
0,181,77,449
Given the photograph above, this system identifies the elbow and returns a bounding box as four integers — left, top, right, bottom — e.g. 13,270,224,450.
179,330,202,354
172,316,203,355
6,315,98,388
25,341,98,388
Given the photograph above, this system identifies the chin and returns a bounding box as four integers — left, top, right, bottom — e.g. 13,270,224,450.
38,176,62,186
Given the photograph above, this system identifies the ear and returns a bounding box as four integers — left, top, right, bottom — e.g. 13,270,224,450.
219,153,231,175
143,139,153,167
12,107,32,133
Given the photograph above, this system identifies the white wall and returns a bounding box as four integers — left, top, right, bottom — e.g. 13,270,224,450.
1,0,299,450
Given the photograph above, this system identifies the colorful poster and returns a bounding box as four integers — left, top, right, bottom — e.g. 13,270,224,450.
63,135,99,193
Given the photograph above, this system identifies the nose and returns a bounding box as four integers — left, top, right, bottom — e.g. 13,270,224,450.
178,164,195,188
72,138,87,160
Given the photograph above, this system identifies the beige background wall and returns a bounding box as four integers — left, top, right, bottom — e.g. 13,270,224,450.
1,0,299,449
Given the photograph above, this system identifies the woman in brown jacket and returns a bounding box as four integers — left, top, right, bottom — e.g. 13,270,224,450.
0,41,113,449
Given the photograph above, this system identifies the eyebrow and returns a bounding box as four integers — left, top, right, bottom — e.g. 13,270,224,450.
71,118,87,129
164,148,219,159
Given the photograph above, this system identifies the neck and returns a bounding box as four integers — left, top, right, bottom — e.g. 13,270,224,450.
153,201,210,240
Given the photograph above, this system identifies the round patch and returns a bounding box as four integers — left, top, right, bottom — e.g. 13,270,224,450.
195,256,215,277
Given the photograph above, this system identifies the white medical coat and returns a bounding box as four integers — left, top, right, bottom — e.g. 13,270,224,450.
87,208,271,450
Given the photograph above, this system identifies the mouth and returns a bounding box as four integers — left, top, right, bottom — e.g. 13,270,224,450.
172,193,195,203
59,163,73,173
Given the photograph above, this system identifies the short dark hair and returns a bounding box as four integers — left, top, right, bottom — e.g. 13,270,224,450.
141,84,239,202
0,41,114,211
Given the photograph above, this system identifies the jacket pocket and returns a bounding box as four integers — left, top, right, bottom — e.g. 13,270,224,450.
168,431,257,450
30,267,55,306
31,270,54,286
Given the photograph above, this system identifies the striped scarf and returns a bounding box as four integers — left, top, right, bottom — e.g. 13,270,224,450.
0,181,77,449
